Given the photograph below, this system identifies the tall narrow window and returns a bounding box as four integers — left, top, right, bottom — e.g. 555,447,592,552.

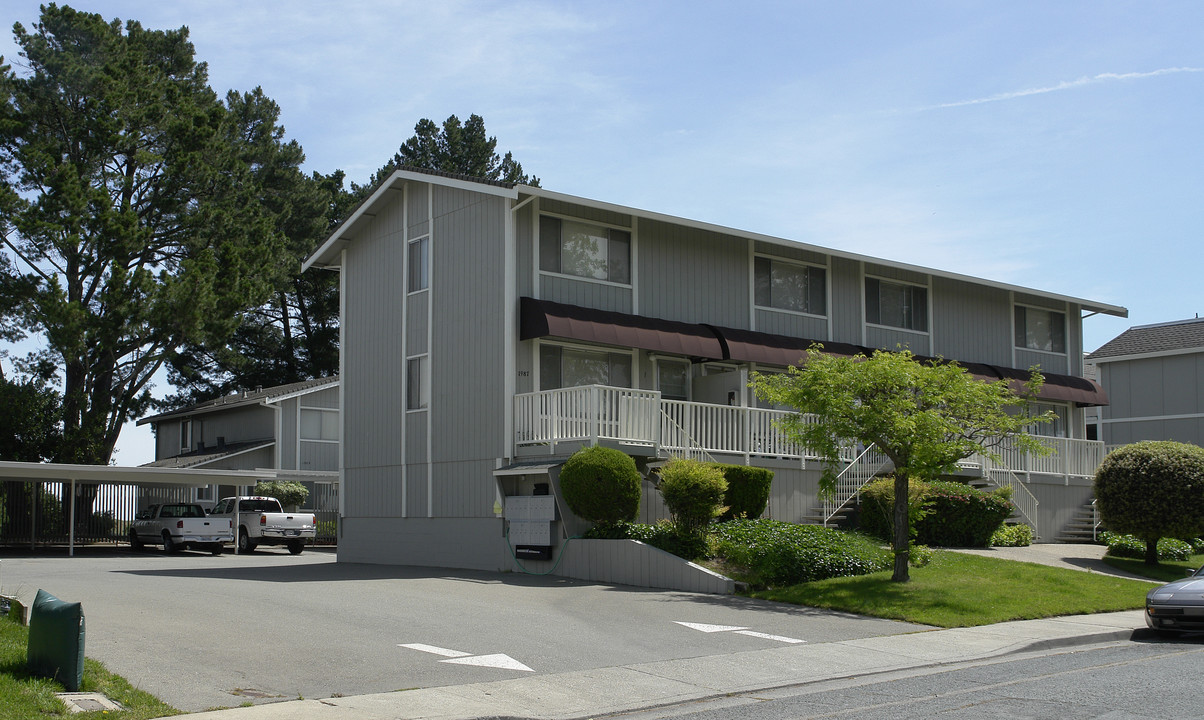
180,419,192,452
866,278,928,332
406,356,429,410
539,216,631,284
754,257,826,315
1015,306,1065,353
408,236,429,292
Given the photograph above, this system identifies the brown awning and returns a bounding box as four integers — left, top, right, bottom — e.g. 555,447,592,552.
520,297,724,360
520,298,1108,406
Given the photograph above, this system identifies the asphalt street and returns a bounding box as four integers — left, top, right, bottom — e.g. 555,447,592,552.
0,548,930,712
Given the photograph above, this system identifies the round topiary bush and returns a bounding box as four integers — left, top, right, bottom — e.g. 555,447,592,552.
1095,440,1204,564
657,458,727,534
559,446,642,524
716,464,773,521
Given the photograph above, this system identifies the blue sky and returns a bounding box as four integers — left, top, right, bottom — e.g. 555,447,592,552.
2,1,1201,463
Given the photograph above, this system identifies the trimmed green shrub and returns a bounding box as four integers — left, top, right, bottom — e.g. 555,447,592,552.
711,519,890,587
1094,440,1204,564
1193,537,1204,554
860,478,1013,547
253,480,309,510
658,458,727,533
559,446,642,524
716,464,773,521
1101,531,1192,561
584,520,709,560
991,523,1034,547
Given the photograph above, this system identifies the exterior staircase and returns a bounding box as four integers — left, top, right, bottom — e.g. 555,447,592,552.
1054,500,1102,543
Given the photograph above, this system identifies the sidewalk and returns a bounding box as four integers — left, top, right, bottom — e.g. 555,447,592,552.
182,609,1145,720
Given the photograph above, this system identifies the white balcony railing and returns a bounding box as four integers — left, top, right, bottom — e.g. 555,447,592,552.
513,385,1105,480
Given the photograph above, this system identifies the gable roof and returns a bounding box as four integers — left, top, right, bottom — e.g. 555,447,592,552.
303,170,1127,319
1088,318,1204,362
137,376,339,426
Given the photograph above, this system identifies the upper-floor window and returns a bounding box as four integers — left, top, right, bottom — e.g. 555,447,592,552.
539,344,632,390
866,277,928,332
408,235,429,293
539,216,631,284
300,408,340,442
180,419,192,453
1015,306,1065,353
754,257,826,315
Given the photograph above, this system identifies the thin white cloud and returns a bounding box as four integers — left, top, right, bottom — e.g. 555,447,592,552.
928,67,1204,110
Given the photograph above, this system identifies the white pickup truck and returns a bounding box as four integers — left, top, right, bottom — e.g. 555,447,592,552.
208,496,317,555
129,503,233,554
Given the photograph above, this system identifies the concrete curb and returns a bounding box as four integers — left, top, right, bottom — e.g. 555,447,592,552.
179,610,1145,720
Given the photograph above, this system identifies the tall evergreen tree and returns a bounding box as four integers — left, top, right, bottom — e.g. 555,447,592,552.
0,5,304,465
368,113,540,188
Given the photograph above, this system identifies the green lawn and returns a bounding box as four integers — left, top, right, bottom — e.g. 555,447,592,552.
0,612,178,720
751,550,1152,627
1102,553,1204,583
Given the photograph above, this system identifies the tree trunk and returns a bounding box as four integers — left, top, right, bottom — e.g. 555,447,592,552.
1145,537,1160,565
892,471,910,582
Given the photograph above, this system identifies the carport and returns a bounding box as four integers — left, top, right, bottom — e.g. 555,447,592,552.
0,461,276,556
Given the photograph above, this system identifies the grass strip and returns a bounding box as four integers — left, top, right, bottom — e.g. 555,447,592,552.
751,550,1151,628
1102,553,1204,583
0,612,179,720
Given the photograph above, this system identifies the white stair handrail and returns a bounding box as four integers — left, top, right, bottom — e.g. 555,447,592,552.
823,443,891,527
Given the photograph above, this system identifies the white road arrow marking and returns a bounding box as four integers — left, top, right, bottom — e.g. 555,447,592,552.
441,654,534,672
674,621,750,633
398,643,471,658
735,630,805,644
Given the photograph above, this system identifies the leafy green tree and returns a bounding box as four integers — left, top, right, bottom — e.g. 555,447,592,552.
0,5,307,463
1094,441,1204,565
367,113,540,188
753,346,1050,582
0,361,62,538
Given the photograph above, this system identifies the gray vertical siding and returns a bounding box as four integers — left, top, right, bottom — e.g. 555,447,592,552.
754,309,828,339
300,442,338,471
638,220,748,326
428,186,509,519
931,278,1012,365
1015,349,1068,375
278,398,297,470
303,387,339,409
342,181,407,517
539,275,632,312
407,183,429,237
515,202,535,299
1099,353,1204,447
406,292,429,354
865,326,931,355
829,258,861,344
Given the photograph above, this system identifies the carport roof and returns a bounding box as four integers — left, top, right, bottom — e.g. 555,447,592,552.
0,461,276,486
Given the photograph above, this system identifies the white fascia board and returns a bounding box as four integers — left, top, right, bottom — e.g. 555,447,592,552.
0,460,276,486
522,187,1128,319
263,378,340,405
304,170,520,271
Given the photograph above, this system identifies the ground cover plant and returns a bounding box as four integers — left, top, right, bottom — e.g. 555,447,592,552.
751,551,1151,627
0,611,178,719
1100,531,1192,561
709,519,890,587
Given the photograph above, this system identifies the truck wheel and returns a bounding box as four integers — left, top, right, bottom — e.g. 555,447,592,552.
162,531,178,554
209,543,223,556
287,539,304,555
238,528,256,553
129,529,143,551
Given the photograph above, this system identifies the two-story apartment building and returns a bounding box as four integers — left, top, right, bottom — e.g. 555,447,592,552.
303,167,1126,573
136,378,339,529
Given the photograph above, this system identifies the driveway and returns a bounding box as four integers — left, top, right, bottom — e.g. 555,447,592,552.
0,548,928,712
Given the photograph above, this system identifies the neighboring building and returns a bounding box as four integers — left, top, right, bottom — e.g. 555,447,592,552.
1086,318,1204,448
303,167,1127,572
136,378,340,527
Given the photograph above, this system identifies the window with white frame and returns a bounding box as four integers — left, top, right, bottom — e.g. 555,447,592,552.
406,355,429,410
657,359,690,401
179,419,192,453
300,408,339,441
408,235,429,293
1014,306,1065,353
195,485,214,502
539,344,632,390
754,257,826,315
539,216,631,284
865,277,928,332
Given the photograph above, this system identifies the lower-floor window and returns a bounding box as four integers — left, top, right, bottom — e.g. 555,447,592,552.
1029,402,1068,437
407,355,429,410
657,360,690,401
540,345,632,390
